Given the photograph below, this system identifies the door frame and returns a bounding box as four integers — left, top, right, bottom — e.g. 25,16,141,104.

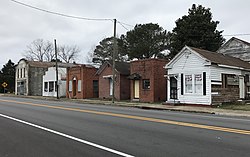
134,80,140,99
169,76,178,100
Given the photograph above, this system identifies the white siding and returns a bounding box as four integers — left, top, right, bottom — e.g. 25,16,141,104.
210,66,242,81
43,67,67,97
167,49,211,105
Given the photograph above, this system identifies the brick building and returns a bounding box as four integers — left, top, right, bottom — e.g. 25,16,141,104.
129,59,168,103
66,64,99,99
96,61,130,100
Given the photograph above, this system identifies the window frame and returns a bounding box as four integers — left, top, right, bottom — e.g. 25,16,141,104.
194,74,203,94
78,80,81,92
44,82,48,92
184,74,203,95
185,74,193,94
142,79,150,90
49,81,54,92
69,80,72,92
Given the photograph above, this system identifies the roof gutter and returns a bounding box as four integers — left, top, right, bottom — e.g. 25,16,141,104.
217,64,250,71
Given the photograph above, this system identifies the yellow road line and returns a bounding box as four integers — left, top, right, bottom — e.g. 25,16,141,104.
1,99,250,135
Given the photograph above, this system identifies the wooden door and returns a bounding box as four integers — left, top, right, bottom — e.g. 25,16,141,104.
134,80,139,99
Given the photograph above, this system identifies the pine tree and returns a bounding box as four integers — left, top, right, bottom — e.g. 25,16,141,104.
121,23,170,60
169,4,225,58
0,60,16,93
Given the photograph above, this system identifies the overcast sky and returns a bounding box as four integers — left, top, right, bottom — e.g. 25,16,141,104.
1,0,250,67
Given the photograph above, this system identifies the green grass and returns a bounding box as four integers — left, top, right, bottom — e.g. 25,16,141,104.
218,103,250,111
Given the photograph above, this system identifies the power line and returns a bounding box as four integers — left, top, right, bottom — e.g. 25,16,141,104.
117,21,129,31
10,0,113,22
224,33,250,37
10,1,250,37
117,21,134,28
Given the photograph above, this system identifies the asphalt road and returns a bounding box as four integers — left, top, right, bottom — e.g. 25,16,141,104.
0,96,250,157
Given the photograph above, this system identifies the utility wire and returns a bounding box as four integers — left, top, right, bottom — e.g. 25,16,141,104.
223,33,250,37
10,0,113,22
10,0,250,37
117,21,134,28
117,21,129,31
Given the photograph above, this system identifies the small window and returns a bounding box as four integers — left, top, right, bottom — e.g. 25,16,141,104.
20,68,23,78
143,79,150,89
49,81,54,92
69,80,72,92
78,80,81,92
17,69,19,78
23,68,26,78
44,82,48,92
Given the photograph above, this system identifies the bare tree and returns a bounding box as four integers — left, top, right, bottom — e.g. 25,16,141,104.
43,40,55,61
23,39,80,63
85,45,96,63
23,39,54,62
58,45,80,63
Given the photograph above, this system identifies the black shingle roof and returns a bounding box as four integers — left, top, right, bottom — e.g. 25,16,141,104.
190,47,250,69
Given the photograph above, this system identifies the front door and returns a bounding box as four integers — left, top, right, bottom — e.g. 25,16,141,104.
170,77,178,99
134,80,139,99
72,80,77,97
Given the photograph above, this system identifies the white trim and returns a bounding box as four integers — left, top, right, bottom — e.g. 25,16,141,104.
103,75,113,79
211,82,222,85
217,64,250,71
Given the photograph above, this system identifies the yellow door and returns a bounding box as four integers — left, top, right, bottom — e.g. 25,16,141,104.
134,80,139,99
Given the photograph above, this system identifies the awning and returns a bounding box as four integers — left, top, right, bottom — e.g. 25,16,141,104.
128,73,141,80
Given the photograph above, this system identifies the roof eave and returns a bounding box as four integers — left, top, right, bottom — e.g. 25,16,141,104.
217,64,250,71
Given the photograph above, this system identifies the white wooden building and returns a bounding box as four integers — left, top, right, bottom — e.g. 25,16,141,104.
217,37,250,62
43,67,67,97
165,46,250,105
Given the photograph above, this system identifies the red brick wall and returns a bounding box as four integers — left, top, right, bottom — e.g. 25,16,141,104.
66,65,98,99
130,59,168,102
120,74,130,100
98,65,115,99
82,66,99,98
98,65,130,100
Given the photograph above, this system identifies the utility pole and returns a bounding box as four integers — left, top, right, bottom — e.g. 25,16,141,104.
112,19,117,103
54,39,59,99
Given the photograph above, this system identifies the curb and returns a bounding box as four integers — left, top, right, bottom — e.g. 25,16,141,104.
1,94,250,118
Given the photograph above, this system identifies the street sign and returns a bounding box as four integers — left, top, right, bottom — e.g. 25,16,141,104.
2,82,8,88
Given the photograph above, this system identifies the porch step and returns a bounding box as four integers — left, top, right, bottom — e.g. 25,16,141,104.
164,100,180,106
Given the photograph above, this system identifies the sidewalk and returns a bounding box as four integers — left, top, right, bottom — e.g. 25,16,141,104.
67,98,250,118
2,94,250,118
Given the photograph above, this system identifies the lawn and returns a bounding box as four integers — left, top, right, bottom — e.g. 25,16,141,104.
218,103,250,111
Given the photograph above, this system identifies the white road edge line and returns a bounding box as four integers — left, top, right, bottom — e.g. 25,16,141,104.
0,113,134,157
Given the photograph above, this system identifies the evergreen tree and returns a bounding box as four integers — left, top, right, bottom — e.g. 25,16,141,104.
92,37,127,64
0,60,15,93
121,23,170,60
169,4,225,58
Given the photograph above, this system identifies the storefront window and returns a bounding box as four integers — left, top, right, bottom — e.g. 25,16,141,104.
185,75,192,93
194,74,202,93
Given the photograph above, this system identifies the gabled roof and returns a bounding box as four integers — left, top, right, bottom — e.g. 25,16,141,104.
190,47,250,69
18,58,78,68
96,60,130,75
167,46,250,70
217,37,250,52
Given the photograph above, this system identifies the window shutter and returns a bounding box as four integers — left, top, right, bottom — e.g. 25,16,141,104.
181,73,184,95
203,72,206,95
